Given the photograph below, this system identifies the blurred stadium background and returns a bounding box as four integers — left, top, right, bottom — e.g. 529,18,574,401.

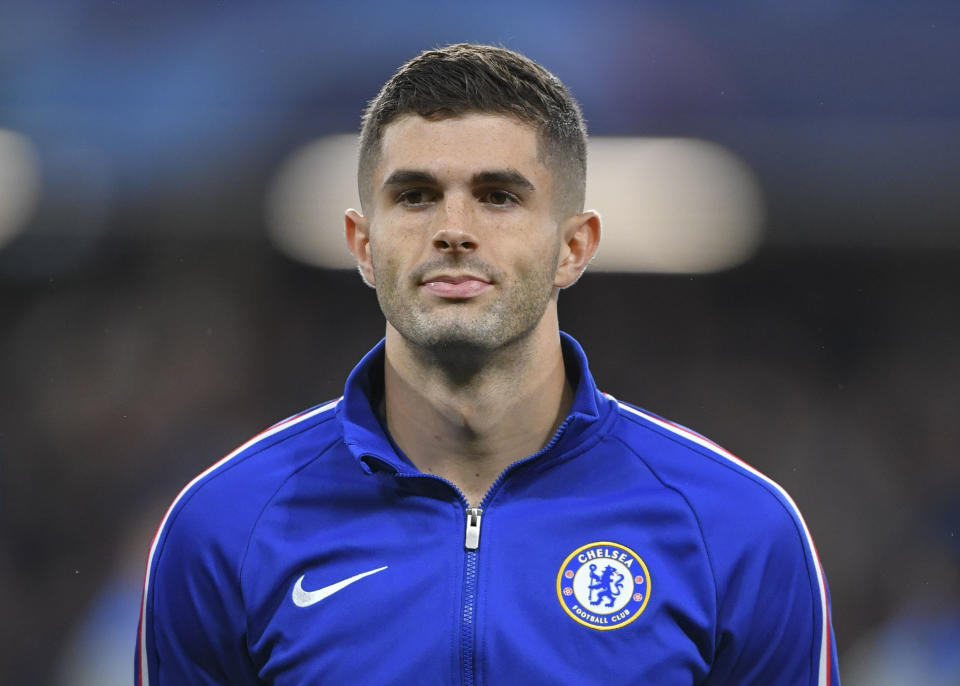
1,2,958,683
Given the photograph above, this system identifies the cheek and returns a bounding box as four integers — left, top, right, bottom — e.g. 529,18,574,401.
520,230,562,274
506,250,561,293
369,247,396,283
369,220,426,264
369,239,416,294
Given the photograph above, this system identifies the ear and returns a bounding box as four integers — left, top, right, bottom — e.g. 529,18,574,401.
554,210,601,288
345,209,375,287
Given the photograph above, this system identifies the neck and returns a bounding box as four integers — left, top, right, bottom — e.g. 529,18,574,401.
382,317,573,506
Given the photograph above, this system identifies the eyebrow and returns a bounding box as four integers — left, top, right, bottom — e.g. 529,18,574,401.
382,170,438,189
381,168,536,193
472,169,536,192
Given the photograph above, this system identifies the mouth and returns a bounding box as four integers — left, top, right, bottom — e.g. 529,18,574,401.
420,274,493,299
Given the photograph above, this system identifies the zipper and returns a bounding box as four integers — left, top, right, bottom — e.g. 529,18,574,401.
384,469,481,684
369,414,574,686
478,415,572,508
461,513,481,686
464,507,483,550
457,416,573,685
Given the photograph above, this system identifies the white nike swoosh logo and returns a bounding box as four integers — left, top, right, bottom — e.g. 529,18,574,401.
291,565,389,608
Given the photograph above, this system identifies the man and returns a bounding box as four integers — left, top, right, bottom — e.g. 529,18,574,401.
137,44,840,685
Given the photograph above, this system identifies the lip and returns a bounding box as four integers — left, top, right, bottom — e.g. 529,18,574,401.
420,274,492,298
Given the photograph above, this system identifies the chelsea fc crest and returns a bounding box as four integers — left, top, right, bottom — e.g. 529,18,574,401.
556,541,651,631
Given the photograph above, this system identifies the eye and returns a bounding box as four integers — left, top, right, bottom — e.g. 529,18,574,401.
397,189,436,206
481,189,519,207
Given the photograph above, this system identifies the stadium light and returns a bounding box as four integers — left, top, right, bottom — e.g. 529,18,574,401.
266,135,764,273
0,129,41,252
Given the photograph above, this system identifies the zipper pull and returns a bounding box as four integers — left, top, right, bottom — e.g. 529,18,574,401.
464,507,483,550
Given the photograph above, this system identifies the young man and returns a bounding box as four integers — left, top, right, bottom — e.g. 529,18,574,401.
138,44,840,685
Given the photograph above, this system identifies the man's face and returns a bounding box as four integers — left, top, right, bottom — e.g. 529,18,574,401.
358,113,567,354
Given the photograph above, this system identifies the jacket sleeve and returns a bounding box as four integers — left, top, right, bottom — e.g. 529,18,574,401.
135,488,261,686
701,495,840,686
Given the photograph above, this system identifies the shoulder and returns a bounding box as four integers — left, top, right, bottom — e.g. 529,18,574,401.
604,398,835,681
611,400,800,517
138,401,343,683
608,398,821,575
149,399,343,569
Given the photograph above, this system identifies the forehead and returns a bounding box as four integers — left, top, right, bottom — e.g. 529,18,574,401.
375,113,546,183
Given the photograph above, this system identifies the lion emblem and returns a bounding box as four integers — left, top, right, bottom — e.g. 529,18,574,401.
587,563,624,607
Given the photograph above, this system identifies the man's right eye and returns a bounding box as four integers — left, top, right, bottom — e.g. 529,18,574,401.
397,189,434,206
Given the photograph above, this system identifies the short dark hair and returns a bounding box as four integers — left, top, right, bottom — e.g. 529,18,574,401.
358,43,587,218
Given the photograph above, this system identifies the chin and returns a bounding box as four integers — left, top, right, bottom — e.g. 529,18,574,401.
385,293,550,356
402,312,543,358
412,325,502,352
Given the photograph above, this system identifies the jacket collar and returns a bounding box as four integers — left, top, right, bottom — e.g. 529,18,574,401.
338,332,610,475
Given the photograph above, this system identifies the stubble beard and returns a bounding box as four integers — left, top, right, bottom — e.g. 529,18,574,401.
373,251,559,368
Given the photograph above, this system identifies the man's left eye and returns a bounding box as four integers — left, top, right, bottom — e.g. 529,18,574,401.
483,190,517,206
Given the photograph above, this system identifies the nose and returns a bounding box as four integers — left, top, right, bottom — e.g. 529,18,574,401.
432,195,478,254
432,228,477,254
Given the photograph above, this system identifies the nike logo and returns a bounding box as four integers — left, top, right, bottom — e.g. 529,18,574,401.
291,565,389,608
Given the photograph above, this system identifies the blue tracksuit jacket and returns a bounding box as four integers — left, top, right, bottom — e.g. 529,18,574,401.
137,333,840,685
